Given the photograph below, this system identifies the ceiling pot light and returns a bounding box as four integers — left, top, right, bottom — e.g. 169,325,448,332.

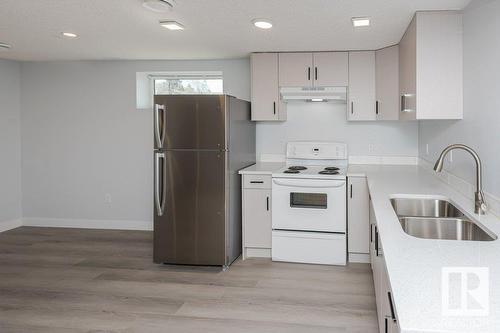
61,32,78,38
352,17,370,27
0,42,12,50
252,19,273,29
160,20,184,30
143,0,174,13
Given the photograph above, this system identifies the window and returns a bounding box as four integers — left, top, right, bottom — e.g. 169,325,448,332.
152,72,223,95
290,192,328,209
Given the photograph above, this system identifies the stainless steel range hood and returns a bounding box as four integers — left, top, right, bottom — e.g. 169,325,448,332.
280,86,347,103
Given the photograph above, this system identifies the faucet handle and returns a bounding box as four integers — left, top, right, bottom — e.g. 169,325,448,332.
475,191,488,215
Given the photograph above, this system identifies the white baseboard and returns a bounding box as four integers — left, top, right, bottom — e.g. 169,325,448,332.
0,219,23,232
348,253,370,263
23,217,152,231
244,247,271,259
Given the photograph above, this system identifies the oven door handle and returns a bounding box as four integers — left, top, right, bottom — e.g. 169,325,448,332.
272,179,345,188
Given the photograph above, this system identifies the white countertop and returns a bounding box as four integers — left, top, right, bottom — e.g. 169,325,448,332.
238,162,284,175
348,164,500,333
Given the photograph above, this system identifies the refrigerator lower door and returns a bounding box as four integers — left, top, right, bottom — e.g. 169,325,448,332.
154,150,227,266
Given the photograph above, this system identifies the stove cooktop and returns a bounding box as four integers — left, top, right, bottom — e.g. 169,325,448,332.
273,165,347,179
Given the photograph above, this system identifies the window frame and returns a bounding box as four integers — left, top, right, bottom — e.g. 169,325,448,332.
150,71,224,96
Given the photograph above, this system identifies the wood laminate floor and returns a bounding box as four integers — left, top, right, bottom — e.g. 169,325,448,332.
0,227,377,333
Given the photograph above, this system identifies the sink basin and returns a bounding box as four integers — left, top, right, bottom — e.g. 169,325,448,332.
391,197,496,241
390,198,465,218
399,217,496,241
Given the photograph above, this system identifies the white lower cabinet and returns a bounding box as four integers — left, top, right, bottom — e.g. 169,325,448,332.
348,176,370,261
242,175,272,259
370,199,400,333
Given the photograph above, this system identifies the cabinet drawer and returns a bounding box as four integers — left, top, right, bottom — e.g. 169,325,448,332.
243,175,272,189
272,230,346,265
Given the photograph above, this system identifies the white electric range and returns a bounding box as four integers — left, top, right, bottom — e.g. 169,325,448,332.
271,142,348,266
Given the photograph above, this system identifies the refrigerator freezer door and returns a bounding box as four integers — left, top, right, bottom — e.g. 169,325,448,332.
154,150,227,265
154,95,227,150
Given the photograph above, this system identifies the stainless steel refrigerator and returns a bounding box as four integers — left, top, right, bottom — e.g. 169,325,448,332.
153,95,255,267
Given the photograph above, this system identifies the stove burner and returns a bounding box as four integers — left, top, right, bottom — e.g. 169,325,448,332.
288,166,307,171
283,169,300,174
318,170,339,175
324,166,340,171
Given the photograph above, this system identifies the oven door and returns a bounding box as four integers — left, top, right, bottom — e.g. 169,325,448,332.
272,178,346,233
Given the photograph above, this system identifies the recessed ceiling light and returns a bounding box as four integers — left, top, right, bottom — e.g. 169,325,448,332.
310,98,325,102
352,17,370,27
160,20,184,30
252,19,273,29
61,32,78,38
0,42,12,50
143,0,174,13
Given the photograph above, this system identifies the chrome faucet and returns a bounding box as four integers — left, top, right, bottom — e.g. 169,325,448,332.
433,144,487,215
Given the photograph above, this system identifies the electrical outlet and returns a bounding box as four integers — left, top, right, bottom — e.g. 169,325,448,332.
368,144,375,153
104,193,112,204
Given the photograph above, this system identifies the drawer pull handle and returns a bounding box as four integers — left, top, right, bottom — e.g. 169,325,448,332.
388,291,396,322
250,181,264,184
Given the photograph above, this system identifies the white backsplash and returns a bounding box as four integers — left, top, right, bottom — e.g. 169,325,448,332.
256,102,418,162
419,158,500,218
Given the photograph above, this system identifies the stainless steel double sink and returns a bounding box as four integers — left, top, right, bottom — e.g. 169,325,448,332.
390,198,496,241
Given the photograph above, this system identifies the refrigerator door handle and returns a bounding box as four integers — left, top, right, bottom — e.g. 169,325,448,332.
154,104,166,149
155,152,166,217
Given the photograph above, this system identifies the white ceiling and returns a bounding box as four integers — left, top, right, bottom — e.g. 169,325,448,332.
0,0,471,61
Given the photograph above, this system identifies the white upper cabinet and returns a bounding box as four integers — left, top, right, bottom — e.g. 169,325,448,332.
399,16,418,120
278,52,349,88
399,11,463,120
278,53,314,87
375,45,400,120
312,52,349,87
251,53,284,121
348,51,376,121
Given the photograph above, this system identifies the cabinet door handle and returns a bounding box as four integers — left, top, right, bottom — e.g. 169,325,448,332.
250,181,264,184
308,67,311,81
400,95,406,112
350,184,353,198
370,224,373,243
384,317,388,333
266,196,270,211
273,101,276,115
388,291,396,322
351,101,354,114
375,226,379,257
376,101,379,115
315,67,318,81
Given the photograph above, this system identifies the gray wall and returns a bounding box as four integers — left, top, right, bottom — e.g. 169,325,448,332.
257,103,418,160
20,59,250,226
0,59,22,224
419,0,500,198
19,58,419,227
